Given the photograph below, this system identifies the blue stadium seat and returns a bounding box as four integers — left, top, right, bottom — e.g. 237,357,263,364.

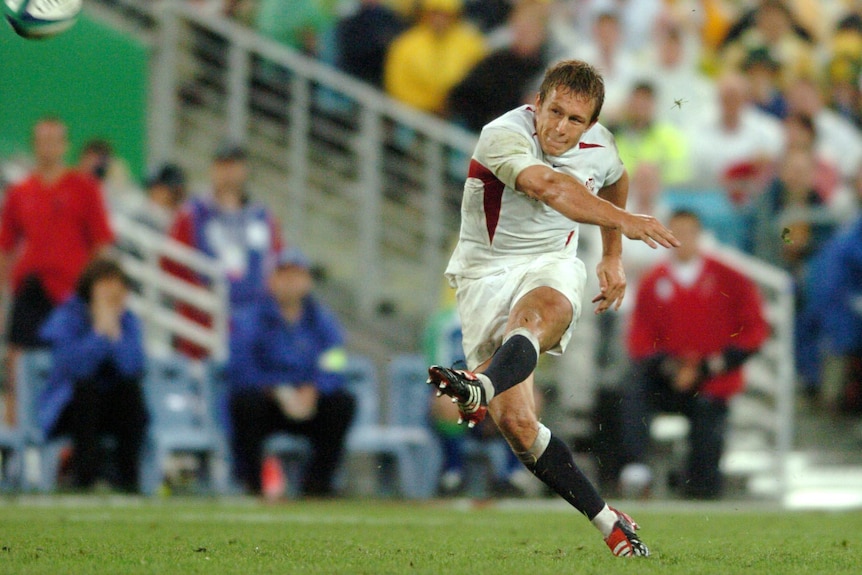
385,354,433,429
0,409,25,491
380,354,442,497
661,188,747,249
139,354,226,496
15,350,72,493
344,354,440,499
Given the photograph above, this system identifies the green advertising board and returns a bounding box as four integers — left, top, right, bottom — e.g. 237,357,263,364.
0,14,148,180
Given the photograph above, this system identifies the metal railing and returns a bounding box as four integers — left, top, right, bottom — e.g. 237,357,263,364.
136,0,478,321
708,241,795,501
111,210,229,360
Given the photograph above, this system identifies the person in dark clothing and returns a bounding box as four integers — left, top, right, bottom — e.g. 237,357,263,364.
447,1,552,132
39,258,148,492
226,247,356,497
335,0,407,87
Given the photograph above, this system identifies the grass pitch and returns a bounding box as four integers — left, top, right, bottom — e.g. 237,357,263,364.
0,496,860,574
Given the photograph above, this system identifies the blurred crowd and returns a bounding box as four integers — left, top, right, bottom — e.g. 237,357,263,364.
185,1,862,416
0,118,354,497
2,0,862,499
197,0,862,435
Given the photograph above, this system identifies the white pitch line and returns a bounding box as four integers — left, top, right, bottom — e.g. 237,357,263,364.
59,511,453,527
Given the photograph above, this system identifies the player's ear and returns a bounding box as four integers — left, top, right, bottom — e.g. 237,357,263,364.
534,93,542,108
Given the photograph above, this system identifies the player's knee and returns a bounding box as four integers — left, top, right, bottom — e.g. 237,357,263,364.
512,296,572,344
495,408,538,451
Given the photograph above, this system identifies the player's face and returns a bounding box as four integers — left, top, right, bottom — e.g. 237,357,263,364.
534,87,598,157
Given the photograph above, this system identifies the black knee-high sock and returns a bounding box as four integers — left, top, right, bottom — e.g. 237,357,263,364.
482,334,538,395
525,435,605,520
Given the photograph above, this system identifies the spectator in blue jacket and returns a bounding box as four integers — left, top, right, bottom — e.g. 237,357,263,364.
38,258,148,492
226,246,356,497
797,213,862,412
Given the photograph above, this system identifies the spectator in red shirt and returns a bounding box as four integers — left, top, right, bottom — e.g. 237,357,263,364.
0,117,115,423
619,210,769,499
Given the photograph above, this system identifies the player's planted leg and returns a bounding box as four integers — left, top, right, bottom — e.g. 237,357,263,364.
604,507,650,557
516,423,649,557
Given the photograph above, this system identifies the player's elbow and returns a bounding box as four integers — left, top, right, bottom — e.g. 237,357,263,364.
525,170,565,205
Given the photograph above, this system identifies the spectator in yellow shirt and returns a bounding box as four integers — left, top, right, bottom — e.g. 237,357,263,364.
384,0,486,114
614,81,692,188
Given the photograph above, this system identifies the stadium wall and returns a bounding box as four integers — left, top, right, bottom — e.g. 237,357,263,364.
0,15,148,179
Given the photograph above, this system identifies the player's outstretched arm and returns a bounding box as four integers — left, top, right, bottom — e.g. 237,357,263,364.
515,165,680,249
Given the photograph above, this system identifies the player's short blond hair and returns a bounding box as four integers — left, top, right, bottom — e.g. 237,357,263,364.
538,60,605,123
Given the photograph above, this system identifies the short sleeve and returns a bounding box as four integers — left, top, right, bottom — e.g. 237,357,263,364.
473,127,546,190
604,136,625,188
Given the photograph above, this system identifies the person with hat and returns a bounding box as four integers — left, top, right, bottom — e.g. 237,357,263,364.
132,163,188,234
165,141,284,358
742,47,787,119
225,246,356,498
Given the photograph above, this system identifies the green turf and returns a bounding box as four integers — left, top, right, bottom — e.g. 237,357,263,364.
0,497,860,574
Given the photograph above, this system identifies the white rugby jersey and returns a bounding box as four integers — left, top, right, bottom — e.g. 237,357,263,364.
446,105,625,279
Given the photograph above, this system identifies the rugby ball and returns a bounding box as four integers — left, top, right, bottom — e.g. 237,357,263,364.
4,0,82,39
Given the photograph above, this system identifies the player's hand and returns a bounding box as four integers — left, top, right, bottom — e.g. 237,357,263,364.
593,255,626,314
620,213,680,249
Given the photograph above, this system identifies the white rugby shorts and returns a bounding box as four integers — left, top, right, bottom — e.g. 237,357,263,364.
449,253,587,370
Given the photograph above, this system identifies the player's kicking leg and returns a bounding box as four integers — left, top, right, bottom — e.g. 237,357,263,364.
427,365,492,427
427,324,539,426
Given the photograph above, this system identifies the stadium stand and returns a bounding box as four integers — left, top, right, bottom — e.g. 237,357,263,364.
5,0,855,505
139,353,226,496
